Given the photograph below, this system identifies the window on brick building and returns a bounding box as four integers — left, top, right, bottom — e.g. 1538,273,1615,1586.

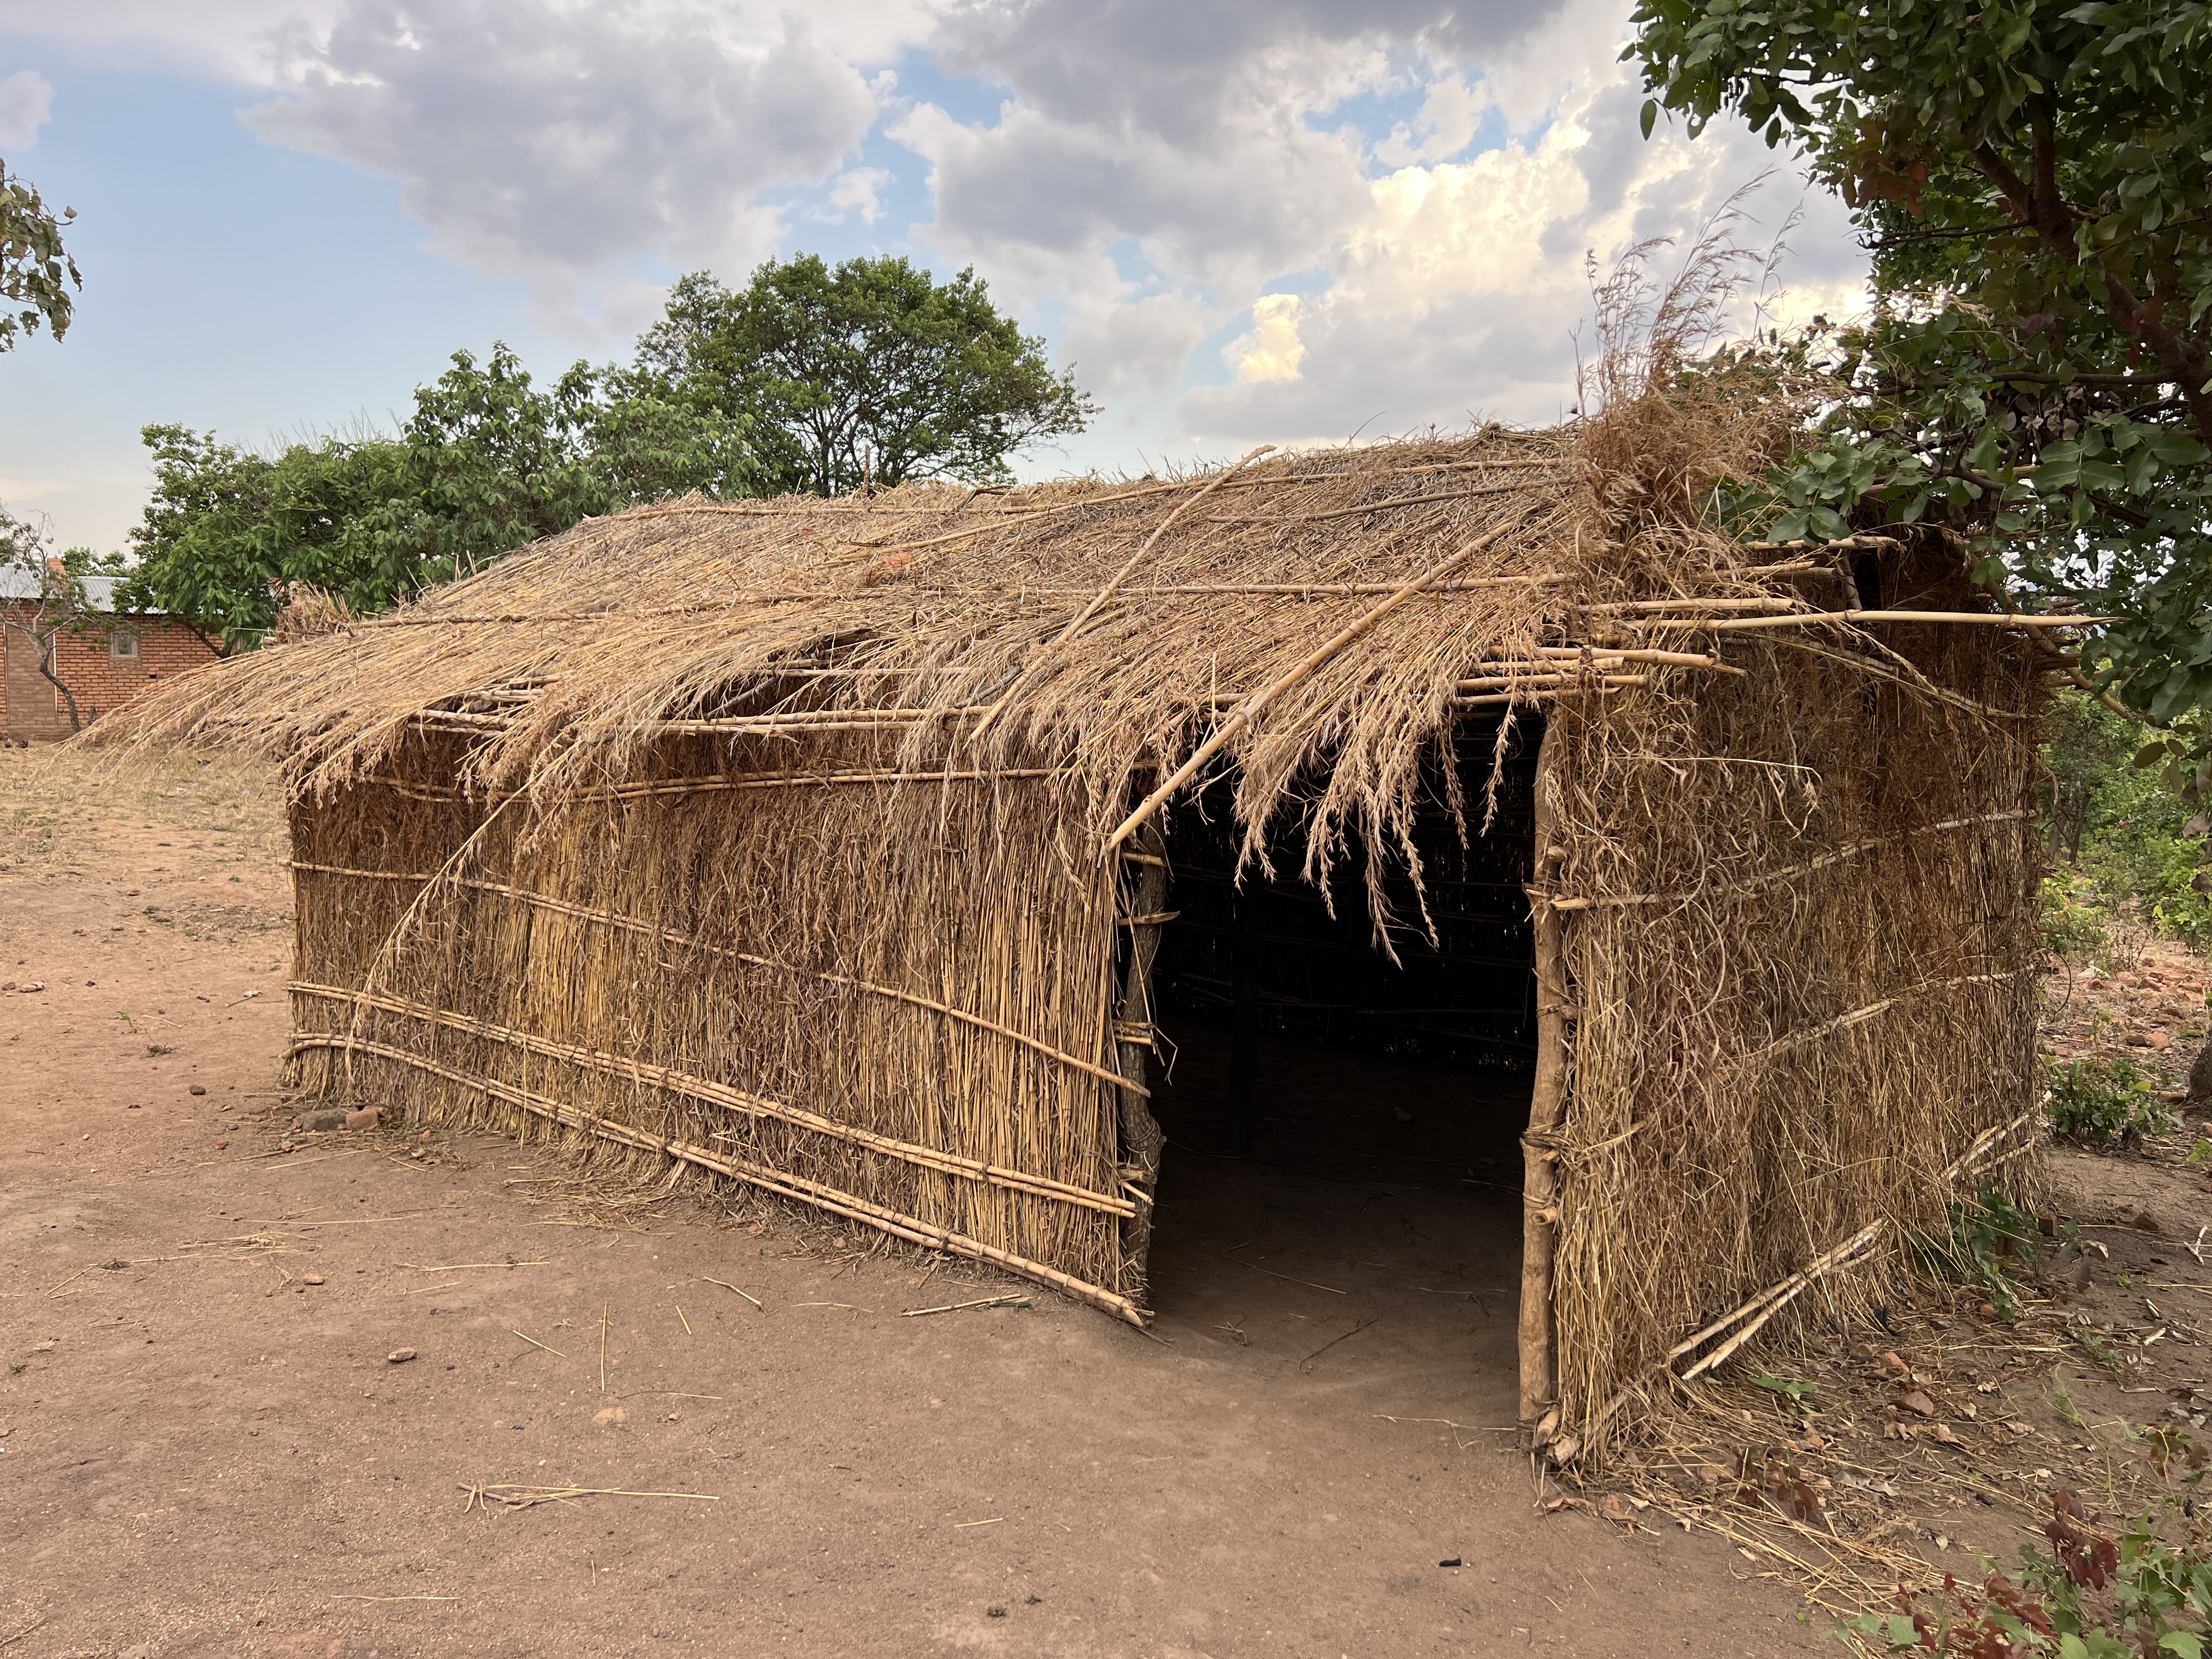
109,630,138,659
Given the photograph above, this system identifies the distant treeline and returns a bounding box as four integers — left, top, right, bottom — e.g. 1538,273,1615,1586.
120,255,1093,649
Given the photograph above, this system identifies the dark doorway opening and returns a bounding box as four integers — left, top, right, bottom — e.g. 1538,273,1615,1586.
1135,721,1540,1395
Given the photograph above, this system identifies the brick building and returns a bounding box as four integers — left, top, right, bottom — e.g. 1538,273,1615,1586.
1,568,221,742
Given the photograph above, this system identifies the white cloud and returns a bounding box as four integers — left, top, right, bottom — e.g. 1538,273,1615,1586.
1373,72,1486,167
238,1,896,332
822,166,895,224
1174,12,1858,443
0,1,335,81
1058,281,1217,398
1227,294,1307,383
0,69,54,150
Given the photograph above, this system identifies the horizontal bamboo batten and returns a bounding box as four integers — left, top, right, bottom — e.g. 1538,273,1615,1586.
1524,645,1739,669
1582,596,1802,615
364,768,1076,805
1453,687,1630,709
288,982,1135,1218
1545,808,2032,910
361,576,1583,628
287,862,1141,1097
1455,673,1649,694
1722,966,2040,1074
285,1032,1146,1326
1206,477,1559,524
1765,635,2043,724
1640,608,2111,634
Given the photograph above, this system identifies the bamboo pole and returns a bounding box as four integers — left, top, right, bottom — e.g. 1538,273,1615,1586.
643,706,992,737
1664,1105,2041,1383
1455,689,1627,710
1545,808,2032,910
1647,609,2111,634
1113,821,1172,1280
1207,477,1548,524
1098,575,1571,597
1525,646,1737,669
1581,597,1799,614
1519,720,1570,1436
286,983,1135,1215
280,881,1143,1095
1105,514,1530,853
1455,674,1649,693
413,707,1000,739
365,767,1074,805
365,575,1573,626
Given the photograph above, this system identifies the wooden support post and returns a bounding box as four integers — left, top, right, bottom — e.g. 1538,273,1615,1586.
1227,885,1260,1156
1114,820,1172,1284
1519,720,1570,1439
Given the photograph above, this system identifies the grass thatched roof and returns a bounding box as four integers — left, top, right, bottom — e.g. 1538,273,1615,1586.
104,359,1812,906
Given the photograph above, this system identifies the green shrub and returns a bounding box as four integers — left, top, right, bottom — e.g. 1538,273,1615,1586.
2048,1054,2179,1148
2041,870,2112,957
1914,1179,2042,1321
2142,834,2212,952
2041,688,2212,954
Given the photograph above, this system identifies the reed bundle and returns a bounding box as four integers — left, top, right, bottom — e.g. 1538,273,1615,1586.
90,239,2049,1466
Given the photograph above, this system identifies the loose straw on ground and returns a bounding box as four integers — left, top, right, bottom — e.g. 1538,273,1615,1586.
901,1294,1030,1317
460,1483,720,1512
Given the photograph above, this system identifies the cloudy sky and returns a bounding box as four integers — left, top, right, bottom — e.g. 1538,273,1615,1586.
0,0,1867,555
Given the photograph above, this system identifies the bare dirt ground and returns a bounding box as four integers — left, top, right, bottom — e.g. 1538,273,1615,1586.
0,747,1826,1659
2,745,2202,1659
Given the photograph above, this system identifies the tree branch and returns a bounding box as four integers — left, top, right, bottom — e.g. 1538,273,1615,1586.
2100,270,2212,452
1972,142,2039,224
1972,134,2212,452
2030,103,2064,240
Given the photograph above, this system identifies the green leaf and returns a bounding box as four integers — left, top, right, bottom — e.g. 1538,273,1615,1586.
1640,97,1660,139
1750,1375,1816,1399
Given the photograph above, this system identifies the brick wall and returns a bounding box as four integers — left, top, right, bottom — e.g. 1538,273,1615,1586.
0,605,221,740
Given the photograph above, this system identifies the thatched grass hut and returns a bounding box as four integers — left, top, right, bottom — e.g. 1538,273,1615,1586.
100,347,2070,1463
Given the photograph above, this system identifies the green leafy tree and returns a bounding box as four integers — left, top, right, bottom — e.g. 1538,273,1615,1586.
1627,0,2212,720
383,346,753,580
120,425,414,650
123,344,753,647
0,509,110,732
637,255,1096,496
0,157,79,351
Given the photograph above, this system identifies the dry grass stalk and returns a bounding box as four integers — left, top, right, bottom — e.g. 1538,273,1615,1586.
460,1482,718,1511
